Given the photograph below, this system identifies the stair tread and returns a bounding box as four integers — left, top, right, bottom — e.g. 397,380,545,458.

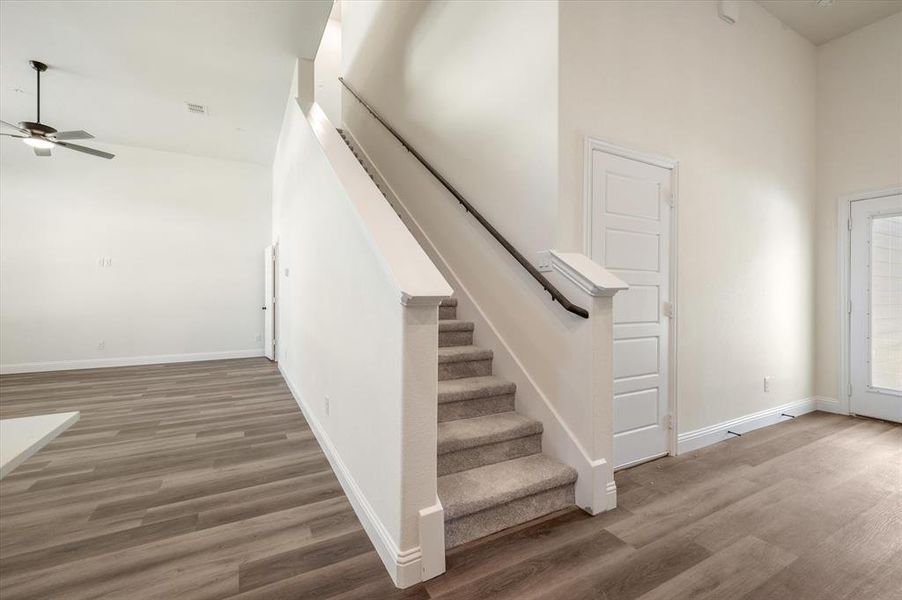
437,412,541,455
438,319,474,332
438,376,516,403
438,345,492,363
440,297,458,307
439,454,577,521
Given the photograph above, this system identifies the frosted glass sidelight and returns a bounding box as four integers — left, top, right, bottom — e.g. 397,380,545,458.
870,215,902,392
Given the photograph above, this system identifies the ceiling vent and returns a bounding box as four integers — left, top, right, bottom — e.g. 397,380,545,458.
186,102,208,116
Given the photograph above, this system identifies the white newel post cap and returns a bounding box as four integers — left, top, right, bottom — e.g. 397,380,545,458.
548,251,628,297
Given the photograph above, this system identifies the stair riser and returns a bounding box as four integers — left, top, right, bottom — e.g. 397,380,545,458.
439,359,492,381
439,330,473,348
438,394,515,422
444,484,575,548
438,434,541,476
439,306,457,320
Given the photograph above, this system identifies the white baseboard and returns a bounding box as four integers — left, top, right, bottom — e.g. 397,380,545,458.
677,397,816,454
815,395,847,414
278,365,431,589
0,349,265,375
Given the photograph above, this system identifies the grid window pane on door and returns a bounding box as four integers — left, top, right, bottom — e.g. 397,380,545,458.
870,215,902,392
850,194,902,423
590,149,671,469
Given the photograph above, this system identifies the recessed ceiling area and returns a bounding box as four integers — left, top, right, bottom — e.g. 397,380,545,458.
0,1,332,165
757,0,902,46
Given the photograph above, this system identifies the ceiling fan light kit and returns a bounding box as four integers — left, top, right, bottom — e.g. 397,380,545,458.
0,60,115,159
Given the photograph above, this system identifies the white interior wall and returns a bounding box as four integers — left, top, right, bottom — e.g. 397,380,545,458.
340,1,615,453
341,0,828,444
814,12,902,404
559,1,818,433
342,0,558,257
272,62,450,586
0,142,271,372
315,17,343,125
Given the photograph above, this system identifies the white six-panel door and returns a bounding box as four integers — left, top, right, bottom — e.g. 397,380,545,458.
850,194,902,423
588,144,674,469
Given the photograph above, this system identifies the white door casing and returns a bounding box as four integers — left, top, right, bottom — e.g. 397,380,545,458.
264,244,276,361
586,139,676,469
849,194,902,423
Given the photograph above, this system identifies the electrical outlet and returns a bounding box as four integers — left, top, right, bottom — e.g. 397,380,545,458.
283,268,290,277
255,334,262,343
324,396,330,416
764,376,771,392
536,250,553,273
97,340,105,350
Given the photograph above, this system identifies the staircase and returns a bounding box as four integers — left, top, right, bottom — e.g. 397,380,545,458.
338,130,577,549
436,297,577,547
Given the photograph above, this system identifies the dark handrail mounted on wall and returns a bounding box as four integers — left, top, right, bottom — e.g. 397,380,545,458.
338,77,589,319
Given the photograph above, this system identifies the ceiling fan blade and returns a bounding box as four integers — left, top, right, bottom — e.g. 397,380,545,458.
1,120,29,135
55,141,115,159
50,130,94,141
33,147,51,157
0,133,26,138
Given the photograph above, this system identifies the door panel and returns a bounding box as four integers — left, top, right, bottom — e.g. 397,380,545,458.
263,245,275,361
613,337,659,379
850,195,902,422
590,148,673,469
614,388,660,432
606,229,660,271
614,285,660,324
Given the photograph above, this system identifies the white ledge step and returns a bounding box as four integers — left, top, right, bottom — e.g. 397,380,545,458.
438,376,516,404
438,454,578,521
437,412,542,455
438,345,492,364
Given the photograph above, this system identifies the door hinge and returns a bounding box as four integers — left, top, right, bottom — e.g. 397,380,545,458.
662,301,674,318
848,383,852,397
665,414,673,430
848,218,852,231
848,299,852,315
665,192,675,207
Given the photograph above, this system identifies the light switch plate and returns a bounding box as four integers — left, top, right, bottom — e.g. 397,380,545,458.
536,250,552,273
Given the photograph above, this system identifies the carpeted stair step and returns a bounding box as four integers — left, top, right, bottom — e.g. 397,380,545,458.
437,412,542,475
437,375,516,422
438,345,492,381
438,454,578,548
439,319,475,347
439,297,457,320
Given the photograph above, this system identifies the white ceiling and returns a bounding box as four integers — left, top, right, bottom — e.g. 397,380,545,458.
757,0,902,46
0,1,332,165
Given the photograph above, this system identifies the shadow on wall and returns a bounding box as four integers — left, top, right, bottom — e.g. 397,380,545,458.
341,0,558,256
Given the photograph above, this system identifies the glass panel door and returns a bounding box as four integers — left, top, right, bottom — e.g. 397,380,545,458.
870,215,902,392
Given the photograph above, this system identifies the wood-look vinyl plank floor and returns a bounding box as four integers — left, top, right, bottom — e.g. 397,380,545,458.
1,358,899,599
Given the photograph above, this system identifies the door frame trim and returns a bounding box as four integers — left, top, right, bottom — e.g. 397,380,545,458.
583,137,680,457
837,187,902,416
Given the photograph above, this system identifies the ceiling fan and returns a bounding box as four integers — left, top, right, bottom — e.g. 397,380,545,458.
0,60,114,159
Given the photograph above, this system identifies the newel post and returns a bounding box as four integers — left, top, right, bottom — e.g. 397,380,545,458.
549,251,627,514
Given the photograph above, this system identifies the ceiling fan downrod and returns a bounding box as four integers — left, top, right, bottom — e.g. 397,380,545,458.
30,60,47,124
